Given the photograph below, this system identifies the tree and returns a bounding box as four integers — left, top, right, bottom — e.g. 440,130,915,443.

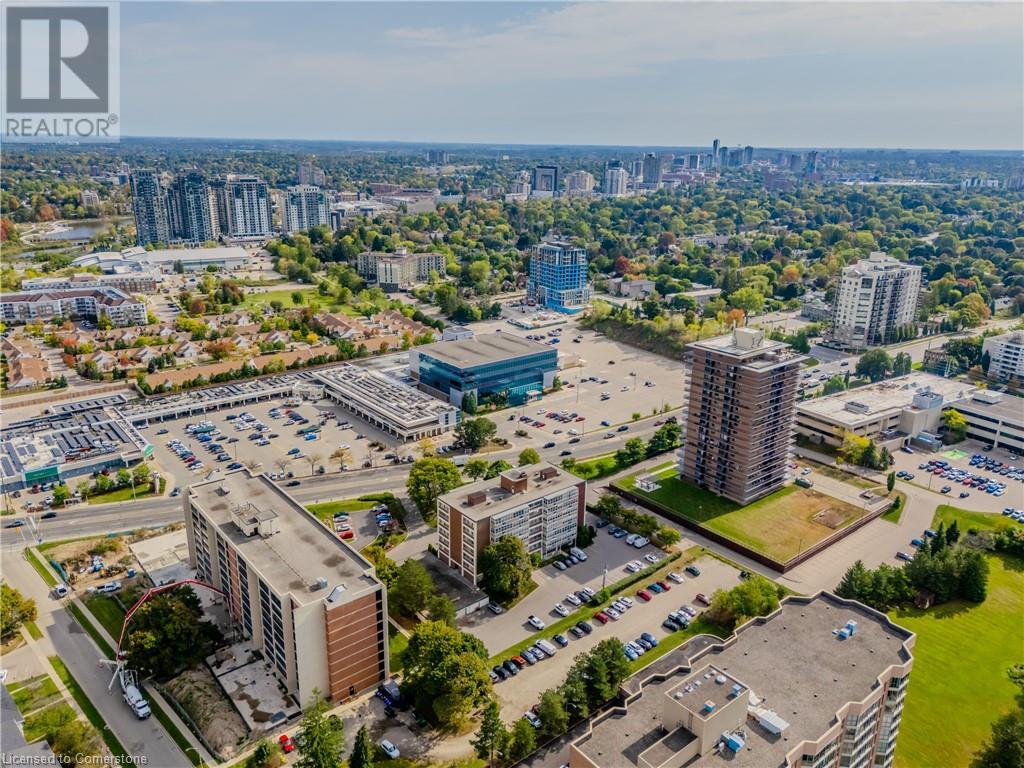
349,726,374,768
942,409,968,443
455,417,497,450
856,349,893,382
406,458,462,522
591,638,631,691
729,286,765,314
507,718,537,762
461,391,478,415
887,471,896,494
971,710,1024,768
0,582,37,641
464,458,489,480
538,689,568,738
655,525,681,547
485,459,512,479
426,594,457,626
50,718,102,763
246,739,283,768
615,437,647,468
391,560,435,617
329,447,351,471
303,452,321,476
893,351,913,376
472,699,508,767
52,484,70,506
400,621,492,727
518,448,541,466
835,560,871,601
705,576,781,631
646,422,681,456
560,671,590,720
823,375,847,395
122,588,222,680
479,535,533,603
295,690,345,768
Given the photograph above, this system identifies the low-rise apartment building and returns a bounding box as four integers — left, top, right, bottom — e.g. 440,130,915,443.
355,249,445,291
982,331,1024,383
679,329,805,504
185,470,388,705
436,463,585,584
21,271,161,293
570,592,914,768
0,287,147,327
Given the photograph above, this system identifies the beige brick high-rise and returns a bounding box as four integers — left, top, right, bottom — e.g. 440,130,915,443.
679,328,805,504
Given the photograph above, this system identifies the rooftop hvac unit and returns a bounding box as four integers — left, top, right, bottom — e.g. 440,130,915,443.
313,577,328,591
845,619,858,636
326,585,347,604
702,700,716,714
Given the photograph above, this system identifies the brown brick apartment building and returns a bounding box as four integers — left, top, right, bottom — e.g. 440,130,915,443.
184,470,388,705
679,328,805,504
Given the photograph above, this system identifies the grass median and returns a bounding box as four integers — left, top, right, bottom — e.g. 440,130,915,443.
25,547,59,588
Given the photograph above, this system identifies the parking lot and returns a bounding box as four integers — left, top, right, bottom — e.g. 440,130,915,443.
146,396,412,490
890,439,1024,514
487,553,741,719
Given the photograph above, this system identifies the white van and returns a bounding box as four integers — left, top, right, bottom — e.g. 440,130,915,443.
123,685,151,719
570,547,588,561
535,639,557,656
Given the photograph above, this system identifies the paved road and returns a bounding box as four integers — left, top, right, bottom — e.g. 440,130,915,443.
2,553,187,768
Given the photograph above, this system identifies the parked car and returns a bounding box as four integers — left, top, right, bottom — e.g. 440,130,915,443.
488,601,504,615
684,565,701,577
527,615,546,630
279,735,295,753
379,739,400,759
695,593,710,605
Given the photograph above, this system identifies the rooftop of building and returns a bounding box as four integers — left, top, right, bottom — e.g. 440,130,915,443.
437,462,581,521
359,249,441,263
189,470,379,606
416,333,554,369
955,389,1024,425
843,251,920,274
573,593,914,768
796,372,976,426
313,363,456,427
72,246,249,268
1,395,147,479
984,330,1024,347
1,286,140,305
689,329,805,370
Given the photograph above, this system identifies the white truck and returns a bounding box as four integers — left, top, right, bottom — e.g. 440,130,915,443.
120,669,151,719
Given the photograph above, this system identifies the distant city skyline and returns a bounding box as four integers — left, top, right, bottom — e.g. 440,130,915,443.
116,2,1022,149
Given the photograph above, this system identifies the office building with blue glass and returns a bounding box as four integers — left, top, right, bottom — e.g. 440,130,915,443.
528,240,591,313
411,333,558,408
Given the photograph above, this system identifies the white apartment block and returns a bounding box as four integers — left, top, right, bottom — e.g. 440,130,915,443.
283,185,329,233
436,464,585,584
21,271,162,294
0,288,147,327
355,249,445,291
603,167,628,196
831,253,921,350
982,331,1024,382
220,175,273,239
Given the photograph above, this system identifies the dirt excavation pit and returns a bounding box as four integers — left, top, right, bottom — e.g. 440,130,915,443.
165,667,249,759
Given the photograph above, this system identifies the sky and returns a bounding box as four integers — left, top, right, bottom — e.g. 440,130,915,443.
118,1,1024,149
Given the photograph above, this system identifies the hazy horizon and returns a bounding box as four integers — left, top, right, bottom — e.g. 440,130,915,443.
112,2,1023,151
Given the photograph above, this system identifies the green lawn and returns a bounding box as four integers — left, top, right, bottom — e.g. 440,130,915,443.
241,286,320,309
24,620,43,640
617,465,869,563
25,547,59,587
566,453,621,481
22,701,78,743
85,595,126,640
388,624,408,673
86,485,158,504
889,553,1023,768
49,656,131,761
8,675,61,714
307,497,377,524
932,505,1017,534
